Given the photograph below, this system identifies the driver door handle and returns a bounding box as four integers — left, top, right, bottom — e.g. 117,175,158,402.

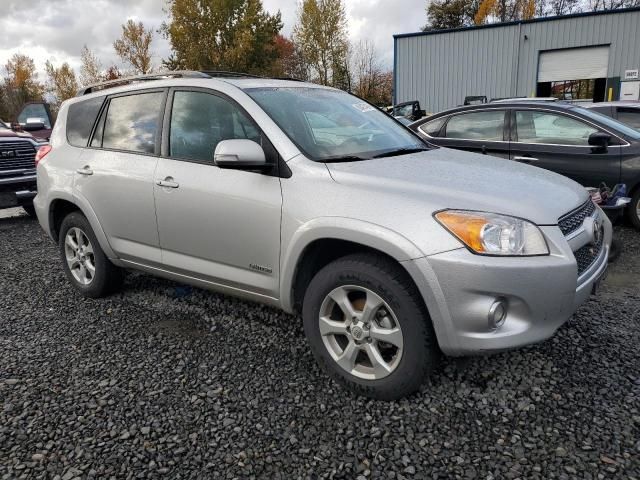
156,177,179,188
513,156,539,163
76,165,93,175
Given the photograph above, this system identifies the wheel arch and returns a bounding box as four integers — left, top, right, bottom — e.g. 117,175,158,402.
280,218,426,314
48,194,118,260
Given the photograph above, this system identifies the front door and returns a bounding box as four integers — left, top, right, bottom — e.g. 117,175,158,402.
74,90,166,263
435,109,510,159
509,109,621,187
154,89,282,298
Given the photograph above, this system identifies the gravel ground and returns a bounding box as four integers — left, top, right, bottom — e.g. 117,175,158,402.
1,208,639,480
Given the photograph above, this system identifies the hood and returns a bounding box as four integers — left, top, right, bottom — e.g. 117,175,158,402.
0,128,37,140
326,147,588,225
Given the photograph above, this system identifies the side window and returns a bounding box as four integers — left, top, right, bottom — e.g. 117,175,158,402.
169,91,261,163
617,108,640,130
67,96,104,147
515,110,597,145
444,110,505,141
418,116,446,137
101,92,164,154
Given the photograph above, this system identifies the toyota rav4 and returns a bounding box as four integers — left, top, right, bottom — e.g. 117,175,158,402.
33,72,611,400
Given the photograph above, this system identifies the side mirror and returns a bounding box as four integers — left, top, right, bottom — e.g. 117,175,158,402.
214,139,269,170
588,131,611,149
23,120,45,131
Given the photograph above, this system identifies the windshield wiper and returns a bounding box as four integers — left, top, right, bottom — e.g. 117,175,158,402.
322,155,369,163
372,147,429,159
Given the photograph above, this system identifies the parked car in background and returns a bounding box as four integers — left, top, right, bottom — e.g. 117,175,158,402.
0,117,47,216
16,102,54,140
581,101,640,130
35,72,610,400
410,101,640,229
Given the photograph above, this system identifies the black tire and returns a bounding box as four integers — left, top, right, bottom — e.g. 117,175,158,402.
627,188,640,231
302,253,438,400
58,211,123,298
22,205,36,218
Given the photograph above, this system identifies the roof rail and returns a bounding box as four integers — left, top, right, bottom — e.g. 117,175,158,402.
76,70,211,96
199,70,262,79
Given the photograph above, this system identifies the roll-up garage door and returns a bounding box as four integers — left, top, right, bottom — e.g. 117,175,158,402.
538,46,609,82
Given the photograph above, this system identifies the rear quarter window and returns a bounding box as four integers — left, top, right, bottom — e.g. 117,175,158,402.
67,96,105,147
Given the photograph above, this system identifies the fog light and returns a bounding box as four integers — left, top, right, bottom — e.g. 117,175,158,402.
488,299,507,329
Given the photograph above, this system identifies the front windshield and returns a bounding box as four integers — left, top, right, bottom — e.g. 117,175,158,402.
245,87,427,161
573,106,640,140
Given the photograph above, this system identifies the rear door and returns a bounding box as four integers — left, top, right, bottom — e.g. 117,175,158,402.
429,109,510,159
75,89,166,264
509,108,621,187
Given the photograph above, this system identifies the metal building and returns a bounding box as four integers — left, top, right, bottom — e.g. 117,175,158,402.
393,7,640,113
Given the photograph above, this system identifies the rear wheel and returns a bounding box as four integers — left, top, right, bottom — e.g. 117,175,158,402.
58,212,122,297
302,253,438,400
628,189,640,230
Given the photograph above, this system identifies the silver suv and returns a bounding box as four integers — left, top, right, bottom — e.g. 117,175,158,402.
33,72,611,400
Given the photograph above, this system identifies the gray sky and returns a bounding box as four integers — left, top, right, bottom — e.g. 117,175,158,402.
0,0,426,78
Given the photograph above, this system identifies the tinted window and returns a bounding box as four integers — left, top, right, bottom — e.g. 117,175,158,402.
418,116,446,137
169,91,261,163
445,110,505,140
102,92,164,154
618,108,640,130
17,103,52,128
516,111,596,145
67,96,104,147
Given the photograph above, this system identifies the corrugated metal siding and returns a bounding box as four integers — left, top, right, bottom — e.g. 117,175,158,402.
395,10,640,113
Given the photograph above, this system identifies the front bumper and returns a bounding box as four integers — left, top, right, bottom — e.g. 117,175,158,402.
404,212,612,356
0,173,37,209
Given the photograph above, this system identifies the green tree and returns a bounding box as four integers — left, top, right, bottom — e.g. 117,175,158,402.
162,0,283,74
0,54,44,122
424,0,479,30
45,61,79,113
114,20,154,74
293,0,349,87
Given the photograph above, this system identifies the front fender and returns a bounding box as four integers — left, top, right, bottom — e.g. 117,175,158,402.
279,216,426,312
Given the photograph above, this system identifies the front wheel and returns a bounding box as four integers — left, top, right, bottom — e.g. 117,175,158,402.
627,189,640,231
302,253,438,400
58,211,123,298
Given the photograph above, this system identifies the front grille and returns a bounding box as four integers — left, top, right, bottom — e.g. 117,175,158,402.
574,233,604,277
558,200,596,236
0,140,36,172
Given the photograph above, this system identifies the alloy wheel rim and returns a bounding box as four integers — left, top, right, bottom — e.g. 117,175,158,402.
636,197,640,221
318,285,404,380
64,227,96,286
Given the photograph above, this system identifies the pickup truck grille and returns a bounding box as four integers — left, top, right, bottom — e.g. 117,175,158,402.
0,140,37,172
558,200,596,236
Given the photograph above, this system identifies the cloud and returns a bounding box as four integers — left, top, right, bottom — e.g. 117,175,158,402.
0,0,427,78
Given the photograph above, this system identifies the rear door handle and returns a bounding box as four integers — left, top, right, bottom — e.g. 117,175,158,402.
156,177,179,188
513,156,539,163
76,165,93,175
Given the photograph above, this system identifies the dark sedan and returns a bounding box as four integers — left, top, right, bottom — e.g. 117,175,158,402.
409,101,640,229
581,101,640,130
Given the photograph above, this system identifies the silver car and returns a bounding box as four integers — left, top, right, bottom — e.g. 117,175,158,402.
33,72,611,400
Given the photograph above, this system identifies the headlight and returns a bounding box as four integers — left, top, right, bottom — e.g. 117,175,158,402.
435,210,549,256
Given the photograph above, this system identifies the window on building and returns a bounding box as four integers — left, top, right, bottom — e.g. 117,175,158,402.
550,79,596,101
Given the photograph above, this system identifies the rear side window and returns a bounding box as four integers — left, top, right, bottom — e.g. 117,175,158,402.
67,96,104,147
445,110,505,140
418,116,446,137
101,92,164,154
